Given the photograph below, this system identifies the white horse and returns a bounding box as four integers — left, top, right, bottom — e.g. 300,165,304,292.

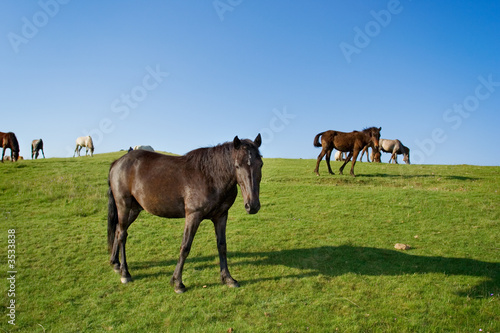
379,138,410,164
73,136,94,157
133,145,154,152
31,139,45,159
334,151,347,161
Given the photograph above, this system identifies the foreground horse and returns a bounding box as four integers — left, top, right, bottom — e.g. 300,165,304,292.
0,132,20,162
313,127,381,177
31,139,45,159
73,136,94,157
379,138,410,164
108,134,263,293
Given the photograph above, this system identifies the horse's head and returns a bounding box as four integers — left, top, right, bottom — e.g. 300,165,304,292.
403,146,410,164
233,134,263,214
370,127,382,150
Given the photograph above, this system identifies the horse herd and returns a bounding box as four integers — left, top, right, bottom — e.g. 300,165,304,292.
0,132,96,162
2,127,410,293
313,126,410,177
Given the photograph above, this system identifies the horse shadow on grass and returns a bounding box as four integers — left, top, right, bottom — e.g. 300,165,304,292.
132,245,498,298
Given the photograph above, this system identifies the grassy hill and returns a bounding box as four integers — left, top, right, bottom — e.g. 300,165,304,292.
1,153,498,332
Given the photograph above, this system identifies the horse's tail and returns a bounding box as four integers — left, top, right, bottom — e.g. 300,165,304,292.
107,180,118,253
313,132,325,147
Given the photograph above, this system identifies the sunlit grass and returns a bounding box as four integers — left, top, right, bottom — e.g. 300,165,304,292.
1,155,498,332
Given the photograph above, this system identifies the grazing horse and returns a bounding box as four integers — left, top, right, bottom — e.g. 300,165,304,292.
313,127,381,177
379,138,410,164
0,132,20,162
107,134,263,293
73,136,94,157
31,139,45,159
133,145,154,151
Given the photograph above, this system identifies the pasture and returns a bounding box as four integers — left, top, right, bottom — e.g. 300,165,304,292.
1,153,498,332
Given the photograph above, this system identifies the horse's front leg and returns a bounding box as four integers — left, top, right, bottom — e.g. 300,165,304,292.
171,212,202,293
212,213,239,289
349,150,359,177
339,152,353,175
73,145,79,157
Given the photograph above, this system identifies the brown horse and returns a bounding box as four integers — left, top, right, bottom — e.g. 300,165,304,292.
108,134,263,293
359,141,376,162
313,127,381,176
0,132,20,162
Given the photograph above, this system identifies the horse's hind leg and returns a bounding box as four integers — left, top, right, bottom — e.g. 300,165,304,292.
212,213,239,289
111,205,141,283
314,148,328,176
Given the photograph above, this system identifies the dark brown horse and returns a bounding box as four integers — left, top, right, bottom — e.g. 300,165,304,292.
0,132,20,162
108,134,263,293
313,127,381,176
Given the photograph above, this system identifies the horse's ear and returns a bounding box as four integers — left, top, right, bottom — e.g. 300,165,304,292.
233,136,241,149
254,133,262,148
379,127,382,131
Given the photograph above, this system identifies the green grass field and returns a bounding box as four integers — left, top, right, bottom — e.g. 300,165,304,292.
1,153,499,332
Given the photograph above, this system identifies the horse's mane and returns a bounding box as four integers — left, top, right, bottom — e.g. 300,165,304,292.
185,142,235,184
8,132,19,152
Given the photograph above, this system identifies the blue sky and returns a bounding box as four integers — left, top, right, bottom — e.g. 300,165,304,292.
1,0,499,165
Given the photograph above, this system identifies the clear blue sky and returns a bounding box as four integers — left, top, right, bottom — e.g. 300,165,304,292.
1,1,499,165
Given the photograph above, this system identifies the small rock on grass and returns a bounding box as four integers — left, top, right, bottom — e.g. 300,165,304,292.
394,243,411,250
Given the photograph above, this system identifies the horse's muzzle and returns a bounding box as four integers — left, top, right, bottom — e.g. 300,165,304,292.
245,201,260,214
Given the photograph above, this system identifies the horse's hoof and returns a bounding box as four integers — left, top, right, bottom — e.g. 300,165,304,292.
174,285,187,294
227,280,240,288
120,276,132,284
222,277,240,288
112,265,120,273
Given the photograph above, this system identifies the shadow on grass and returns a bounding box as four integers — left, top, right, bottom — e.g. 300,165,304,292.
132,246,498,297
357,173,480,181
237,246,498,298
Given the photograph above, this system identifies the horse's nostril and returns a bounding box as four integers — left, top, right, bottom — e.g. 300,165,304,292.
245,203,250,210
